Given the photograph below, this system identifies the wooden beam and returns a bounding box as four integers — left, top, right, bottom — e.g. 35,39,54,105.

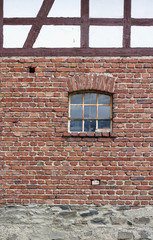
81,0,89,48
123,0,131,48
3,47,153,57
4,17,81,25
90,18,123,26
4,18,36,25
45,18,81,25
5,17,153,27
23,0,55,48
0,0,3,51
131,18,153,26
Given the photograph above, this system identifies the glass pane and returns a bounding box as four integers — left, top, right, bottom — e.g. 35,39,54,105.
98,106,110,119
98,94,111,104
84,120,96,132
132,0,153,18
71,94,83,104
3,26,31,48
70,120,82,132
84,93,97,104
4,0,43,17
90,0,124,18
89,26,123,48
70,106,82,118
98,120,110,129
34,26,80,48
84,106,97,119
48,0,80,17
131,27,153,48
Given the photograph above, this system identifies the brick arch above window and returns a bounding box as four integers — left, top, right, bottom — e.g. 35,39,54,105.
67,74,116,94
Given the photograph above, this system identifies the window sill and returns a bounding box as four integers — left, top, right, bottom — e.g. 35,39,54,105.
62,132,117,138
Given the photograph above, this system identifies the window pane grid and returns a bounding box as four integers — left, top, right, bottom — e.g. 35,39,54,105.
69,92,112,132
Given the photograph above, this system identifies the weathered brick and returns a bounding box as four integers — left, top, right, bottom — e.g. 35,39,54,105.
1,56,153,205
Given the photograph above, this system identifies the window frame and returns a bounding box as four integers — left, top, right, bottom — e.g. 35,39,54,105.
68,91,113,133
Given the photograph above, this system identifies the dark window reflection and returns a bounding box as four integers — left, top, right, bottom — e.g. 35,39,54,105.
70,120,82,132
98,120,110,129
84,120,96,132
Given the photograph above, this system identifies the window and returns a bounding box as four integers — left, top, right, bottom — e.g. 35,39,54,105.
69,92,112,132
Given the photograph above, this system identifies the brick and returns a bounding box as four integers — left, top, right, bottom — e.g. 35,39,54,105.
1,56,153,205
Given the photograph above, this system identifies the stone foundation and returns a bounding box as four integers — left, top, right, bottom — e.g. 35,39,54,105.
0,205,153,240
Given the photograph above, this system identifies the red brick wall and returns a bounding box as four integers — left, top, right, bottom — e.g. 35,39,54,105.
1,57,153,205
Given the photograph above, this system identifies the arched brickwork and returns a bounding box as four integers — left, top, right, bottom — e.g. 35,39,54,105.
67,74,116,93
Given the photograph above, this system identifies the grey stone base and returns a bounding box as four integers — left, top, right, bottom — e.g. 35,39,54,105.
0,205,153,240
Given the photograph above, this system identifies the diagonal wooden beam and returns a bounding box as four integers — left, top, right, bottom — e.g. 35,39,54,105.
81,0,89,48
123,0,131,48
23,0,55,48
0,0,3,52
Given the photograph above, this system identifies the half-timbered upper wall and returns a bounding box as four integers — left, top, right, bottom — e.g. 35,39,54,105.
1,0,153,56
